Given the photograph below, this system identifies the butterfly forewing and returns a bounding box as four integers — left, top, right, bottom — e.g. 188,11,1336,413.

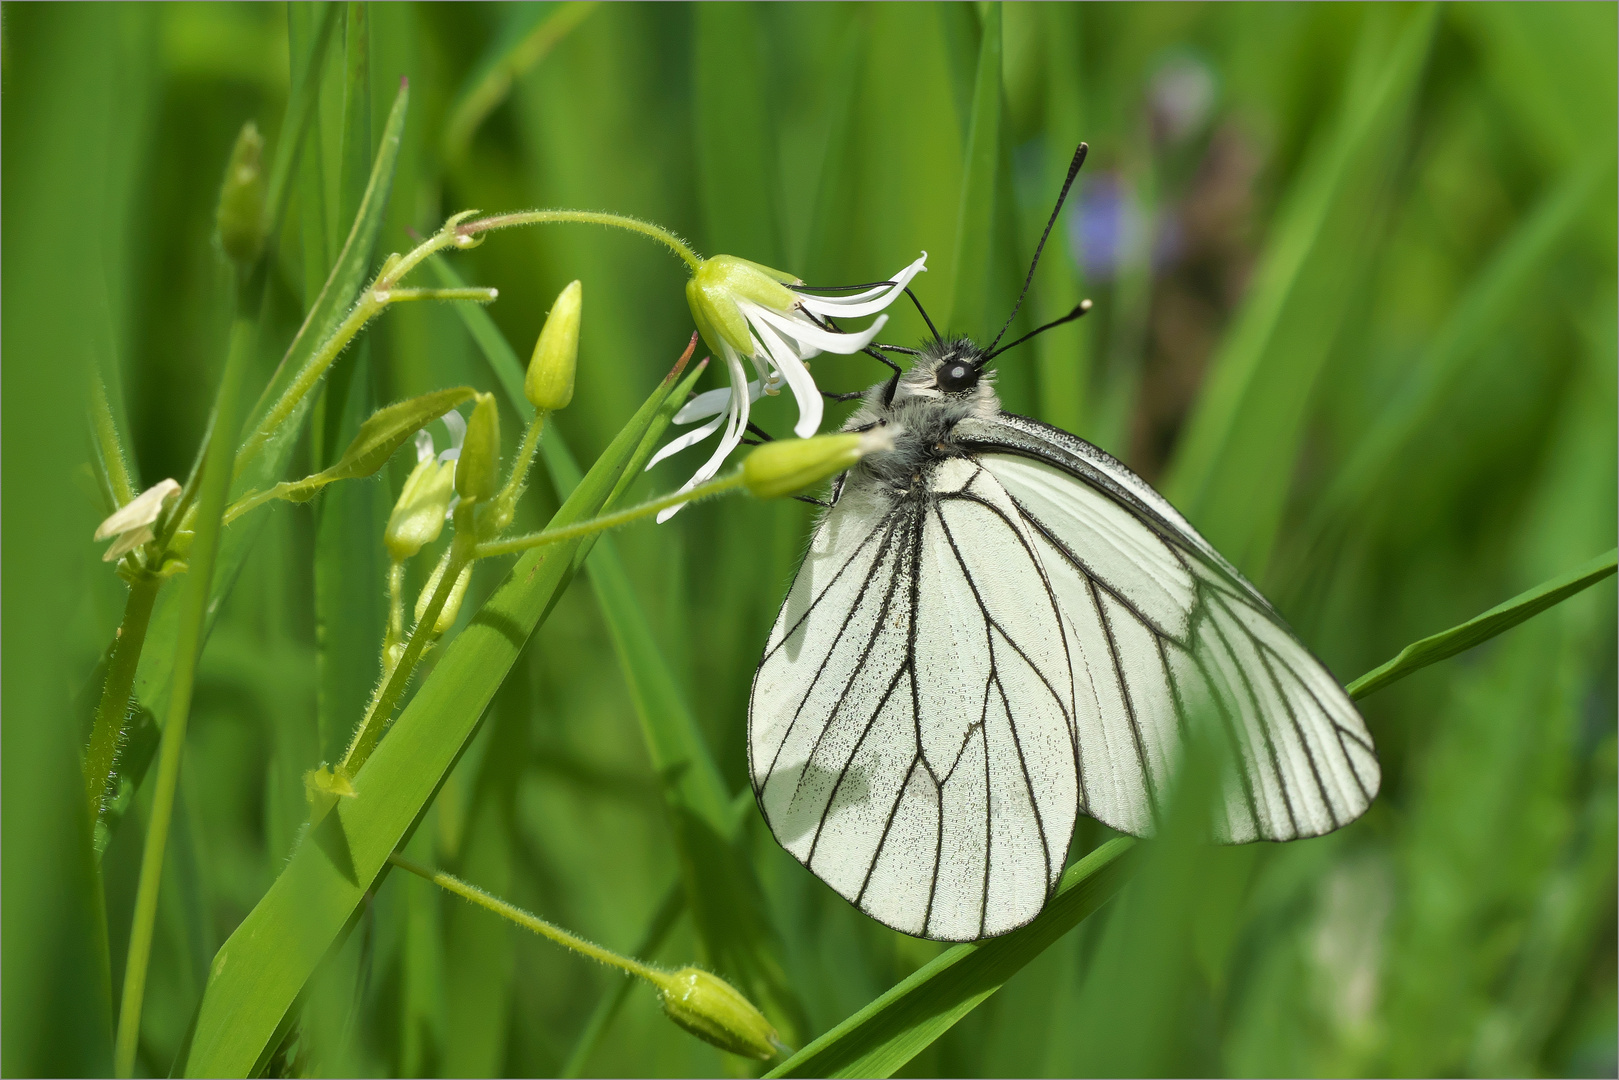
750,458,1080,940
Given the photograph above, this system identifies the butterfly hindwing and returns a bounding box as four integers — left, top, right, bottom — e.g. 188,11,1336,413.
964,414,1379,844
749,458,1080,940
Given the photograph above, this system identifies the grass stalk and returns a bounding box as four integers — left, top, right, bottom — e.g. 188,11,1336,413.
387,853,663,982
114,309,257,1078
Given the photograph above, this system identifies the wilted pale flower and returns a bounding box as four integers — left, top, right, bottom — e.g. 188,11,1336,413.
650,252,926,521
94,478,181,563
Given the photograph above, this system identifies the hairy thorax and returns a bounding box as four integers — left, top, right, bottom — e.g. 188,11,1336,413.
842,338,1002,495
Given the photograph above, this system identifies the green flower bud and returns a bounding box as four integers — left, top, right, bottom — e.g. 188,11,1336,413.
526,280,582,411
415,553,474,635
456,392,500,502
656,967,780,1061
216,121,267,267
686,255,799,357
741,428,894,501
385,455,456,562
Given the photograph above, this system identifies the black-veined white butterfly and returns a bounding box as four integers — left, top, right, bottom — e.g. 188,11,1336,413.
747,144,1379,942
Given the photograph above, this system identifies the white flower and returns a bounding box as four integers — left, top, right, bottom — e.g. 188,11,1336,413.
651,252,927,521
94,478,181,563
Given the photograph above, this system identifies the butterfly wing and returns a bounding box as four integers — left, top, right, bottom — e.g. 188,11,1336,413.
749,459,1080,941
957,413,1380,843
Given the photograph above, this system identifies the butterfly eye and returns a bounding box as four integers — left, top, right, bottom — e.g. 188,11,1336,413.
935,361,979,394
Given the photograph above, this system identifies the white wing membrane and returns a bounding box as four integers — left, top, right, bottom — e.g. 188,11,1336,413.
750,412,1378,941
974,429,1378,844
750,458,1079,941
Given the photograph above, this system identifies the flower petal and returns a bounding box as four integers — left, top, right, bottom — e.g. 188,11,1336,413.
646,409,728,469
94,478,181,541
749,315,823,438
413,429,436,465
441,408,466,450
749,303,889,356
657,348,752,522
673,380,763,425
794,253,927,317
102,524,156,563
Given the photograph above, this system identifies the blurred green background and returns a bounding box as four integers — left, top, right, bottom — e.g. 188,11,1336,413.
4,2,1615,1076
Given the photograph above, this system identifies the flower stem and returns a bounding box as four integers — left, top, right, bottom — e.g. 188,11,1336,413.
458,210,703,273
115,310,257,1079
475,472,745,560
83,576,162,830
387,853,664,983
233,220,477,477
336,505,476,778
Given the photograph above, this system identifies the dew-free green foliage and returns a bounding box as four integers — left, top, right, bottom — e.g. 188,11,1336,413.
5,4,1615,1078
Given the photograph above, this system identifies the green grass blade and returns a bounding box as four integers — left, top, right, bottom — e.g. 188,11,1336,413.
441,2,598,164
1313,151,1614,535
181,364,685,1078
1347,548,1617,700
116,310,259,1077
942,3,1001,341
132,80,409,718
767,838,1137,1079
312,0,384,764
695,1,785,264
1162,6,1437,576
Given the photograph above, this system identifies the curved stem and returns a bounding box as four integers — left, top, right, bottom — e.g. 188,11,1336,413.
458,210,703,273
387,853,664,983
83,576,162,829
475,472,745,560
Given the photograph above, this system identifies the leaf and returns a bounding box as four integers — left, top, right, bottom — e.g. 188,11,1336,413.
1347,548,1617,700
1311,151,1615,536
942,3,1001,342
180,361,688,1078
766,838,1137,1079
441,2,599,163
694,1,785,264
1162,6,1437,577
250,387,476,506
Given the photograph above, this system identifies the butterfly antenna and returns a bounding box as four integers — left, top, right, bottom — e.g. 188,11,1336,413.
906,287,942,343
985,142,1089,355
983,299,1092,362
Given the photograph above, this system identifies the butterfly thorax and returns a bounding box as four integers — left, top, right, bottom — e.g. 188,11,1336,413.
843,337,1001,494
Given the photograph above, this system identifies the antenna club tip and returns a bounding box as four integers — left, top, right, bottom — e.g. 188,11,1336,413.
1079,298,1093,312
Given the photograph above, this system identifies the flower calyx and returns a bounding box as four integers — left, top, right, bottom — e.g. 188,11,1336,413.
652,966,782,1061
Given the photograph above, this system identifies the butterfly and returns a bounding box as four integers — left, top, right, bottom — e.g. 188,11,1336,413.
746,144,1379,942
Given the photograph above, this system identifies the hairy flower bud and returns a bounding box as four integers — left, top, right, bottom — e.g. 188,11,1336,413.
741,428,894,501
216,121,267,267
526,280,582,411
415,553,473,635
655,967,780,1061
456,393,500,502
385,455,455,562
